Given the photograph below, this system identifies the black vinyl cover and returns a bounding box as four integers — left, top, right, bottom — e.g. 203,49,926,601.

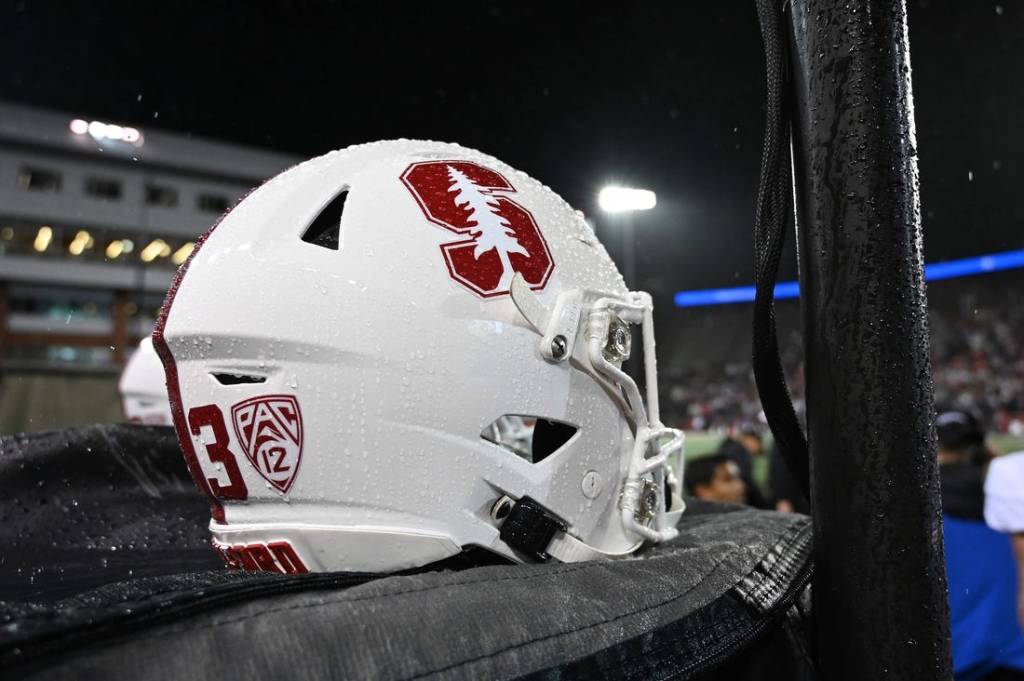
0,425,816,680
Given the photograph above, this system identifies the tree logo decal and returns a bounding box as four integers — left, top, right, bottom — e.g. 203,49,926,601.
401,160,554,297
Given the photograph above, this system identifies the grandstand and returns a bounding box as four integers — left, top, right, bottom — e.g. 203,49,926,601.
663,266,1024,454
0,101,298,432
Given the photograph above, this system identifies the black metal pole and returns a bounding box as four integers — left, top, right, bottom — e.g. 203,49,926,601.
786,1,953,679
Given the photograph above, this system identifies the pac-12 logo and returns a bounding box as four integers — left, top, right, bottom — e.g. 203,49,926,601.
401,160,554,298
231,395,303,494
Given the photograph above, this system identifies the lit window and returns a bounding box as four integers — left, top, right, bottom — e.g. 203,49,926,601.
171,242,195,265
33,226,53,252
68,231,94,256
18,167,62,192
140,239,171,263
197,193,230,213
84,177,122,200
146,184,178,207
106,239,133,260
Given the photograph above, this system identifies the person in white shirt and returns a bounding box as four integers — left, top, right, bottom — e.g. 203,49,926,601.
985,449,1024,630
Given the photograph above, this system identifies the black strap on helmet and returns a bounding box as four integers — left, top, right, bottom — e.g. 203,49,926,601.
498,496,566,562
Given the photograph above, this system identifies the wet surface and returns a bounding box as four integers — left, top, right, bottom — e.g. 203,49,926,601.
788,0,952,678
0,424,220,603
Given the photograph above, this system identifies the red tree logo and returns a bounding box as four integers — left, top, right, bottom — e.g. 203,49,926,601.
401,160,554,297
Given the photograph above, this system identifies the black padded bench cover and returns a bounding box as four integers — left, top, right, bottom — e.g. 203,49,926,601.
0,425,815,680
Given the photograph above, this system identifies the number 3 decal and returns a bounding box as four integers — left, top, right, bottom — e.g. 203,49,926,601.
188,404,248,500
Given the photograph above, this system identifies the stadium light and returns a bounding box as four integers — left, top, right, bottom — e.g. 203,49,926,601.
70,118,144,146
597,184,655,304
598,186,656,213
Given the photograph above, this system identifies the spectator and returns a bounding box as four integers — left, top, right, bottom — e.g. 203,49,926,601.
683,454,746,505
937,410,995,516
717,425,770,508
937,410,1024,680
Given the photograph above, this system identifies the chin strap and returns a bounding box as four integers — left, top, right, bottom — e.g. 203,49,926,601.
496,495,644,562
547,532,643,562
550,493,686,561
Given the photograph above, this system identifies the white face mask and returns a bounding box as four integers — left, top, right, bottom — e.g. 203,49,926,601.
511,274,685,549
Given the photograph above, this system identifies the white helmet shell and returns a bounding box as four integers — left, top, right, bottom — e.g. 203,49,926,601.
154,140,683,573
119,336,172,426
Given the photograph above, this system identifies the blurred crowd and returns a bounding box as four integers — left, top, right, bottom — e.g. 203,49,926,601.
931,283,1024,437
662,330,803,433
662,277,1024,437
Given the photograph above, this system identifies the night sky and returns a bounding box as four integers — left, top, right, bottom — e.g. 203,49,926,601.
2,1,1022,308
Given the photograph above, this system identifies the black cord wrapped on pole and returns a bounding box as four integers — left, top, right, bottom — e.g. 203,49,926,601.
785,1,953,678
752,0,810,500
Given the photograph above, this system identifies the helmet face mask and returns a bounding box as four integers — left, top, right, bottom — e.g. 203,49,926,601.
509,279,685,552
154,140,685,573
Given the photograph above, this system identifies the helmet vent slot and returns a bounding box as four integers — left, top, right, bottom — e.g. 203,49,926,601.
301,187,348,250
481,415,578,464
211,372,267,385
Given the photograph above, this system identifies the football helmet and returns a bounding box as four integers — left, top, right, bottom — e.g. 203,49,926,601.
119,336,172,425
154,140,685,573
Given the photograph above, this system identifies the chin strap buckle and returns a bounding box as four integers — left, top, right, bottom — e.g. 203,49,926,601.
493,495,645,563
496,495,566,562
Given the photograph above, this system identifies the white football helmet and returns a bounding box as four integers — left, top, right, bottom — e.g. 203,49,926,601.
119,336,172,425
154,140,685,573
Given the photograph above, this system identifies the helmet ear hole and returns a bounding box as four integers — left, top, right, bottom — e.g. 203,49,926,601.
480,415,578,464
531,419,577,463
301,188,348,250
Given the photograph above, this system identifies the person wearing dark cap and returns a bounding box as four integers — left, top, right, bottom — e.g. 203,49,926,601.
937,409,1024,680
937,410,994,518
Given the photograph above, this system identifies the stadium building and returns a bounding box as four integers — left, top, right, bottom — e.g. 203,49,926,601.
0,101,299,430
